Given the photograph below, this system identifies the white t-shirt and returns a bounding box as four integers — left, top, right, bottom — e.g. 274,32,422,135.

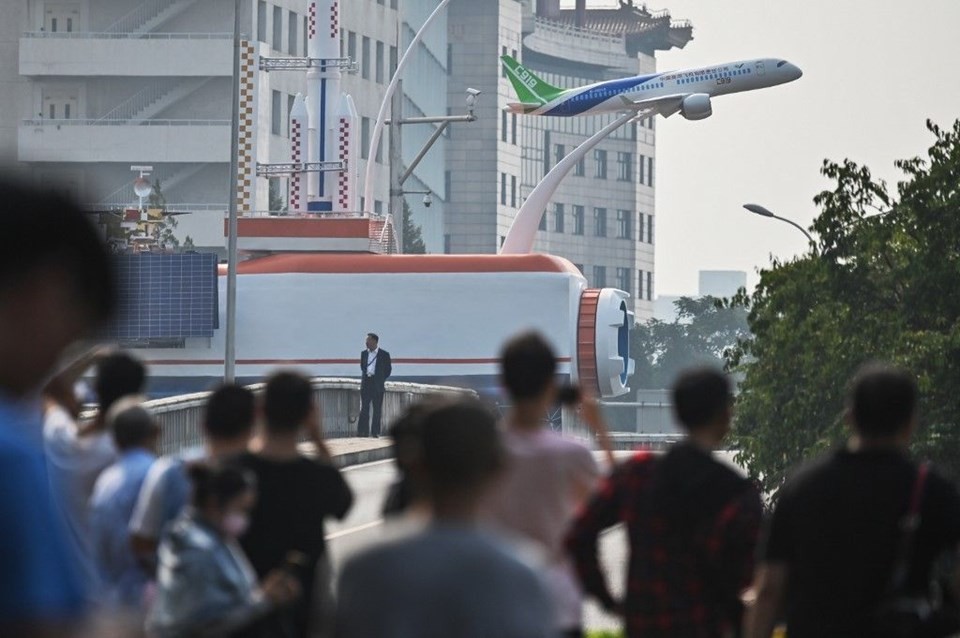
481,426,600,630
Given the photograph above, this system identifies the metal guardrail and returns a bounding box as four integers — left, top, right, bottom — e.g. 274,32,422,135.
22,31,233,40
80,378,475,456
22,119,230,126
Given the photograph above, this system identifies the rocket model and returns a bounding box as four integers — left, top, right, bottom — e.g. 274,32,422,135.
288,93,307,213
304,0,357,213
336,93,359,212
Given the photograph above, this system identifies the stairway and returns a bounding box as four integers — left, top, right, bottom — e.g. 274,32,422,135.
105,0,199,36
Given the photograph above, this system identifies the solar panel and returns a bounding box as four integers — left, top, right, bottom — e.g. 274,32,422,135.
104,253,218,342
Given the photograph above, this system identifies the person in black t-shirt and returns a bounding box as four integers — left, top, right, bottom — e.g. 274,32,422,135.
747,363,960,638
238,370,354,638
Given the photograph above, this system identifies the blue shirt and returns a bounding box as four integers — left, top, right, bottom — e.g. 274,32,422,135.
0,394,86,622
89,447,157,607
130,447,204,543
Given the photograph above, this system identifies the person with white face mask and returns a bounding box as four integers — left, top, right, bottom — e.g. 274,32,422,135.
147,462,300,638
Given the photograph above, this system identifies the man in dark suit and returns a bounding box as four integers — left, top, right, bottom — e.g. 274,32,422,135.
358,333,392,437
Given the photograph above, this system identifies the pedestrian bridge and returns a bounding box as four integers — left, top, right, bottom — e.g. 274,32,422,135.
118,378,474,455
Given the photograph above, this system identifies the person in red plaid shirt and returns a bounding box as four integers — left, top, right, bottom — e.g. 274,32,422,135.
566,367,762,638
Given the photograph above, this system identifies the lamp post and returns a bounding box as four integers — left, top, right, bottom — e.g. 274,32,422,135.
743,203,817,253
225,0,241,382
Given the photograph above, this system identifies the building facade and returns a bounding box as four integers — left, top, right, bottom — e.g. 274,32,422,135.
0,0,446,252
445,0,691,319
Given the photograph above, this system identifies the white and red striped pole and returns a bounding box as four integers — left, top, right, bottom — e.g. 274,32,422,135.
335,93,358,212
288,93,307,213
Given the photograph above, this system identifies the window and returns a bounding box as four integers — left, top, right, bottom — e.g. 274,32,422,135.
647,214,654,244
376,41,384,84
594,149,607,179
616,209,631,239
574,263,584,274
573,205,585,235
501,46,508,78
593,207,607,237
447,44,453,75
444,234,451,254
639,154,645,184
638,212,645,242
554,144,565,166
539,214,547,231
268,177,282,211
374,200,383,214
287,94,295,136
303,16,308,56
348,32,357,64
257,1,267,43
390,46,398,77
271,90,282,135
638,270,644,299
593,266,607,288
617,267,631,294
272,6,282,51
361,117,370,159
288,11,297,55
554,203,564,233
510,176,517,207
501,111,507,142
500,173,507,206
617,152,632,181
361,37,371,79
647,156,654,187
511,113,517,145
574,156,585,177
445,170,452,201
646,271,653,301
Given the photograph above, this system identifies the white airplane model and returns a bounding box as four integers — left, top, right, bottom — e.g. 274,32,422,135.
502,55,801,119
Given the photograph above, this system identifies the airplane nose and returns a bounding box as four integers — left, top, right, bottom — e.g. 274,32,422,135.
788,63,803,81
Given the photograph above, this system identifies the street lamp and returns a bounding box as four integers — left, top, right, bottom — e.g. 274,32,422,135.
743,203,817,253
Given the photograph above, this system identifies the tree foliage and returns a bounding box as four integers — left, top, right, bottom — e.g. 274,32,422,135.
402,200,427,254
731,120,960,495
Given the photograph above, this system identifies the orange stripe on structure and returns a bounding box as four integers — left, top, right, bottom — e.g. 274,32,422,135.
216,253,583,276
577,289,600,395
146,357,573,366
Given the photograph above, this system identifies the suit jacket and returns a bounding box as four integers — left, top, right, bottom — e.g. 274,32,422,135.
360,349,392,387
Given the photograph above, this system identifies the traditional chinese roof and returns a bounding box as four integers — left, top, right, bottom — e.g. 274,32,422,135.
554,3,693,55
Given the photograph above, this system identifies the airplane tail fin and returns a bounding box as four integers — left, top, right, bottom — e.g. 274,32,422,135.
500,55,565,106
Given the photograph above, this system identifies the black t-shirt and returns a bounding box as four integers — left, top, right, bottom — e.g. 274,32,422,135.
761,447,960,637
237,452,353,636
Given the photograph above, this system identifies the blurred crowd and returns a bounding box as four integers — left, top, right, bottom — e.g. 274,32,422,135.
3,178,960,638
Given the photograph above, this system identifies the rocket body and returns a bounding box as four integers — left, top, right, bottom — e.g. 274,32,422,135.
306,0,342,212
288,93,307,213
335,93,359,212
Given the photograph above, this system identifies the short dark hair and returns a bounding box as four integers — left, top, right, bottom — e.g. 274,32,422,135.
367,332,379,343
0,178,115,323
500,331,557,401
264,370,313,432
672,367,733,430
95,352,147,415
420,399,504,494
107,399,159,450
188,461,256,509
204,384,256,441
848,363,918,437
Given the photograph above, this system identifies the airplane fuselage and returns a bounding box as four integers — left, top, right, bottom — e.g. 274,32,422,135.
527,58,801,117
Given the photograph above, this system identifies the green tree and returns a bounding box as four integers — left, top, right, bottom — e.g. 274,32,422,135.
731,120,960,496
148,179,180,250
402,200,426,254
607,296,748,428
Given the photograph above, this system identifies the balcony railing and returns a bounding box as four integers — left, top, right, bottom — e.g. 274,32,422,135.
22,31,233,40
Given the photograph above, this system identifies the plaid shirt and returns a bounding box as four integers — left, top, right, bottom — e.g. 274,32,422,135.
565,445,762,638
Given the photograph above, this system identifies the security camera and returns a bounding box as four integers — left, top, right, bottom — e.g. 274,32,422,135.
423,192,433,208
465,88,482,114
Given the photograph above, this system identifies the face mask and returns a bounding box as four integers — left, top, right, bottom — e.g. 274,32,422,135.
222,512,250,538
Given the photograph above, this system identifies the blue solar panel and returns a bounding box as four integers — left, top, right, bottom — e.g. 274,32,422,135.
104,253,218,341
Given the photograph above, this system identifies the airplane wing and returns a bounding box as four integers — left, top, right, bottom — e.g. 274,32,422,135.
618,93,689,119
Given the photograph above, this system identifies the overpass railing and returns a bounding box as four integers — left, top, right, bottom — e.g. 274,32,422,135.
86,378,474,456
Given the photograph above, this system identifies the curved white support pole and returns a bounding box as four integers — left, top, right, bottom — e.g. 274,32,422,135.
500,111,637,255
362,0,451,213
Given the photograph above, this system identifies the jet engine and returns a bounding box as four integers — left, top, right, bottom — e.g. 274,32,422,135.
681,93,713,120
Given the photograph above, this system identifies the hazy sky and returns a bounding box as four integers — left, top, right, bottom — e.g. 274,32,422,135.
561,0,960,296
